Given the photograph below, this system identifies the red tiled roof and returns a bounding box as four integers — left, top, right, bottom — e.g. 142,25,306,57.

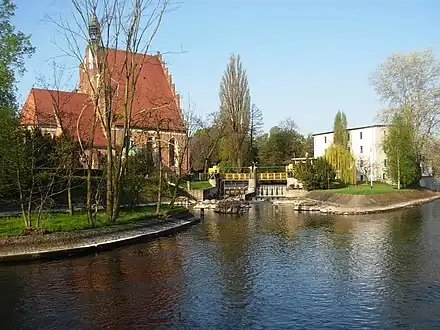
20,88,107,147
79,47,184,132
20,47,185,147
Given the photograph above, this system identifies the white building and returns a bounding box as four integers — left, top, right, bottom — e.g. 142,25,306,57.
313,124,389,182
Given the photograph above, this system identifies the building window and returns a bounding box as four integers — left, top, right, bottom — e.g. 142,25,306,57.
360,175,364,181
384,159,387,167
383,173,386,180
169,138,175,167
360,131,363,139
324,136,327,143
360,146,363,153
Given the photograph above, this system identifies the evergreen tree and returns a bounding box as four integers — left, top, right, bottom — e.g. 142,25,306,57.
333,110,349,148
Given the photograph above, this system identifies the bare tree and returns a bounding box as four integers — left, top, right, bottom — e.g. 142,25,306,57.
356,156,380,183
169,104,201,208
48,0,172,223
219,53,251,168
36,61,82,216
371,49,440,161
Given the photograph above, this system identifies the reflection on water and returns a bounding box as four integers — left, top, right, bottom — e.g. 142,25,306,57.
1,201,440,329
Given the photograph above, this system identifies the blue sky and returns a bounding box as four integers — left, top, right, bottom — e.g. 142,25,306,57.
12,0,440,135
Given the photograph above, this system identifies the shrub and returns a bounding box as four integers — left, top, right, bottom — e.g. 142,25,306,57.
294,157,335,191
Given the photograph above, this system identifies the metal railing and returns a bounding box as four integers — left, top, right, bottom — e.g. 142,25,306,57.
223,172,289,181
258,172,287,181
224,173,250,181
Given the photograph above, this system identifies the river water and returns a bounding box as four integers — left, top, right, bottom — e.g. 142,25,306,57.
1,202,440,329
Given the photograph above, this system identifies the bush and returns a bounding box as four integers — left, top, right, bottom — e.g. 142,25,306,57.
294,157,335,191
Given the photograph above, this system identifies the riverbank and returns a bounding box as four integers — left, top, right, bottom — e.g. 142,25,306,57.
273,189,440,214
0,205,187,237
0,211,200,263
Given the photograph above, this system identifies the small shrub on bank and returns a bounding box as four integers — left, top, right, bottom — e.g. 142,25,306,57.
294,157,336,191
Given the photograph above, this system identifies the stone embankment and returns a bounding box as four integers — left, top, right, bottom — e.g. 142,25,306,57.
0,211,200,263
272,190,440,215
194,198,251,214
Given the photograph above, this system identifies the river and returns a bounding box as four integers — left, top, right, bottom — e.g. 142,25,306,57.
1,201,440,329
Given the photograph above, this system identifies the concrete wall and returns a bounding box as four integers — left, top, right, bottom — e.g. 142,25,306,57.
187,185,219,201
420,176,440,191
285,189,308,198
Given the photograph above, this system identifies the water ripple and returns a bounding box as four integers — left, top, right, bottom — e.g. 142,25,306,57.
2,203,440,329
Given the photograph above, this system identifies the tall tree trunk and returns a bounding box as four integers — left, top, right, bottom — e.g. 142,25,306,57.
397,148,401,190
17,169,30,227
106,145,114,224
156,141,163,215
67,169,74,215
112,183,121,222
203,158,209,174
169,169,182,209
86,167,93,225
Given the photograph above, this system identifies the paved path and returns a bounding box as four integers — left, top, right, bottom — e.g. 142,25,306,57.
0,213,200,262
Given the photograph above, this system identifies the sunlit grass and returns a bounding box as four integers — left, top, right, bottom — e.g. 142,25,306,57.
0,205,187,238
181,181,213,190
327,182,407,195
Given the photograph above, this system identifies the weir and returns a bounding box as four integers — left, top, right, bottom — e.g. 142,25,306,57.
219,159,311,200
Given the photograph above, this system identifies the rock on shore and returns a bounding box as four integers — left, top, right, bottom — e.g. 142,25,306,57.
272,189,440,215
214,199,249,214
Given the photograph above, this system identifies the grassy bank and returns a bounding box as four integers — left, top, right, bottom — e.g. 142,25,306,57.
307,186,438,208
181,181,212,190
326,182,405,195
0,205,187,238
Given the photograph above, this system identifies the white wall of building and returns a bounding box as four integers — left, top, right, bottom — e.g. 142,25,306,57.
313,125,388,182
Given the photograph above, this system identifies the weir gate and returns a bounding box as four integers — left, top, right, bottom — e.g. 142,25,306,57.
222,172,288,199
206,159,312,200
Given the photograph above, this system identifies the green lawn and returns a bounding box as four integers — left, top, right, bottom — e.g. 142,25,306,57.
181,181,213,190
327,182,406,195
0,205,187,238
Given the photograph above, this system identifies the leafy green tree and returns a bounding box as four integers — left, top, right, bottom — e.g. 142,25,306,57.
258,119,306,165
13,129,58,228
325,145,355,184
371,49,440,169
333,110,349,148
0,0,35,107
325,111,355,184
294,157,335,191
382,107,421,188
0,0,35,195
303,134,314,157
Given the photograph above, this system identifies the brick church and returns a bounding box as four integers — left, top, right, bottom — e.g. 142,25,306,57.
20,16,188,172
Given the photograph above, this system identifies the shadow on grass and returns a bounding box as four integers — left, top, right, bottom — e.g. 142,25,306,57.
0,205,188,238
331,182,349,189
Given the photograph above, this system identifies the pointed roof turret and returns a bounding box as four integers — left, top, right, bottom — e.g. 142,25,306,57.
88,13,101,45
